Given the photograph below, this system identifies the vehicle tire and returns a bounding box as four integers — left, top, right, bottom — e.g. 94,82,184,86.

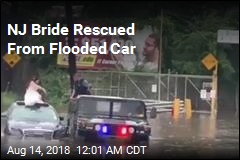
3,127,9,135
84,136,89,143
3,125,10,135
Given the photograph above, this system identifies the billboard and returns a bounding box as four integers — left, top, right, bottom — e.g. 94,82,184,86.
57,22,161,73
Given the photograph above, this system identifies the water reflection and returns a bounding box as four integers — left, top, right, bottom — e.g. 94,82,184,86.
197,113,217,139
150,112,217,140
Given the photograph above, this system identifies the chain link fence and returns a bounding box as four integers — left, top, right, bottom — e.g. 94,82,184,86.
82,70,213,111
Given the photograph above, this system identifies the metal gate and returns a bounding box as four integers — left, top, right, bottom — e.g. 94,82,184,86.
82,70,213,111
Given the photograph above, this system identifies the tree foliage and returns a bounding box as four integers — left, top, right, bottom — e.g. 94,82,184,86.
26,7,238,84
39,66,69,110
168,8,238,83
3,2,238,110
22,13,59,69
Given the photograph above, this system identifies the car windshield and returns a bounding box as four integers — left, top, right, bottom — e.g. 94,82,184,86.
9,106,58,123
78,98,146,119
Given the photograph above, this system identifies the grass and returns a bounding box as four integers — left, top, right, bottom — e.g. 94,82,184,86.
1,92,18,112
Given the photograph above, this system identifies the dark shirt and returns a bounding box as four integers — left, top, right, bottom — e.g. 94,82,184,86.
73,79,91,98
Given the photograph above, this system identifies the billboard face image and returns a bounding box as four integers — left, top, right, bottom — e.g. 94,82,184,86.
57,22,161,73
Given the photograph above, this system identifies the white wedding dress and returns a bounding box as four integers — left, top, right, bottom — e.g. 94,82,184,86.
24,89,43,106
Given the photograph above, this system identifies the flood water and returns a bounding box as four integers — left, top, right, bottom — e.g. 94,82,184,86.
1,111,239,159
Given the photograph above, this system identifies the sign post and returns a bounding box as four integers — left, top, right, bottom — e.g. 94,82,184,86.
211,63,218,117
2,51,21,92
201,53,218,116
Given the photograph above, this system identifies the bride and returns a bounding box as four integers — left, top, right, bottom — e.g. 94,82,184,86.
24,76,47,106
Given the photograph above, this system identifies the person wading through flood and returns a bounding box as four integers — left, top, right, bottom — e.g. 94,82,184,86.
67,73,91,135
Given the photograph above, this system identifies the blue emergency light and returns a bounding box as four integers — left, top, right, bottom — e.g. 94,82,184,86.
102,125,108,133
95,124,109,133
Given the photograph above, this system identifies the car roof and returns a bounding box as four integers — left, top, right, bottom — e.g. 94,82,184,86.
77,95,145,102
10,101,55,110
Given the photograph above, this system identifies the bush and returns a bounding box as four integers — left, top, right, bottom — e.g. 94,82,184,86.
1,92,18,112
39,67,70,112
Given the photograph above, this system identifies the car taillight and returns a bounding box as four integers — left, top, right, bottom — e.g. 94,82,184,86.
121,127,127,134
128,127,135,134
117,126,135,138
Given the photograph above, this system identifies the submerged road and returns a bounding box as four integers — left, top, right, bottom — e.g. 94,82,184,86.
1,111,239,159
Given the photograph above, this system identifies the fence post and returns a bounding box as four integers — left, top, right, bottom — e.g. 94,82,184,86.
117,72,120,97
110,72,113,96
184,77,188,100
158,73,161,101
167,69,170,101
174,72,178,98
124,73,127,98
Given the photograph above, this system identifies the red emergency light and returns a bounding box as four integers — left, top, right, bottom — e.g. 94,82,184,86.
116,125,135,138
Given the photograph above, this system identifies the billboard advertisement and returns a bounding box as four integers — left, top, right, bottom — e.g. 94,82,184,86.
57,22,161,73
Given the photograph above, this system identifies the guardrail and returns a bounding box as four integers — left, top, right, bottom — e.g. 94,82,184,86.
143,100,185,113
1,98,185,117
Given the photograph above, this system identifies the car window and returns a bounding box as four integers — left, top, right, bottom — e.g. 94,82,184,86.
78,99,110,116
96,101,110,113
113,102,121,112
78,98,145,119
112,101,145,118
9,106,58,122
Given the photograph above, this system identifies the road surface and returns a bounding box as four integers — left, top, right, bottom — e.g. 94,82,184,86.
1,111,239,159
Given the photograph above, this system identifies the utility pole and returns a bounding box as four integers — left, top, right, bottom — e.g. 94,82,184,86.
158,9,163,101
65,1,76,91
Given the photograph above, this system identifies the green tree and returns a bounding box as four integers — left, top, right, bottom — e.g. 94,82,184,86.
39,66,69,111
168,9,238,83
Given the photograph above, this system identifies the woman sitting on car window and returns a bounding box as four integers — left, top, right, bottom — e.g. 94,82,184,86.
24,75,47,106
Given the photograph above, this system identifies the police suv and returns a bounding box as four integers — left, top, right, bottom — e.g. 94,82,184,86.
67,95,157,146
